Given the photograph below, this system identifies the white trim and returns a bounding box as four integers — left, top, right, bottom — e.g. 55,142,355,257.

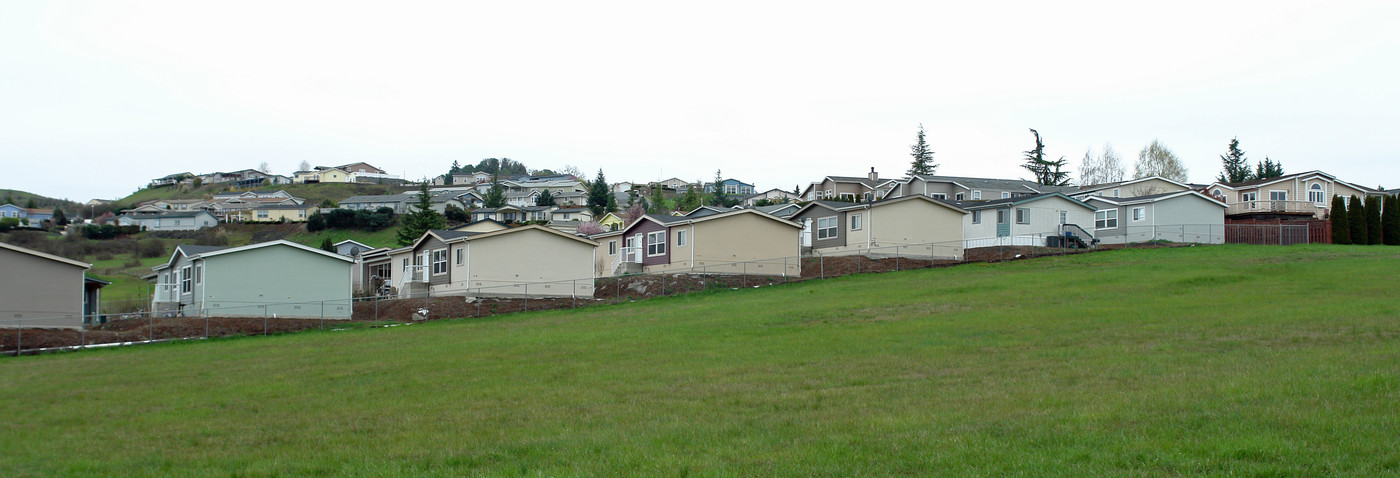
1131,206,1146,222
646,230,667,257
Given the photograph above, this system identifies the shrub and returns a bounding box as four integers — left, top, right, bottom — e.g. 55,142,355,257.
1348,195,1367,245
1365,195,1383,245
137,239,167,259
1330,195,1349,245
307,212,326,232
1384,195,1400,246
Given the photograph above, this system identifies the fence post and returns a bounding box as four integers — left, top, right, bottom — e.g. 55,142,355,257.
743,262,748,287
263,305,268,336
820,254,824,279
320,301,325,330
662,273,667,296
896,246,902,271
476,297,481,317
524,285,529,312
16,320,20,356
205,314,209,339
149,311,154,342
616,277,621,303
572,280,577,309
374,294,379,322
1279,224,1283,246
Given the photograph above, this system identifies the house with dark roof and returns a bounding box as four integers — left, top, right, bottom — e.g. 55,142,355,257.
703,179,755,196
740,188,798,206
339,194,416,214
148,172,194,188
387,226,597,298
790,195,969,259
1072,176,1191,200
884,174,1077,202
0,204,54,224
149,241,354,319
751,203,801,218
949,192,1098,248
591,209,801,277
1082,191,1227,244
1,242,106,329
801,168,900,202
1203,170,1385,220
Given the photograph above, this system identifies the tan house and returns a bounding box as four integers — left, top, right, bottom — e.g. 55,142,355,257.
801,168,899,202
592,209,802,277
1072,176,1191,200
1205,170,1385,219
228,204,319,222
295,167,351,183
390,226,597,298
790,195,969,259
1,242,105,329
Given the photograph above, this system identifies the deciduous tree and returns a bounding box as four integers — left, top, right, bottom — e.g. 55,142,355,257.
1133,140,1189,182
1078,143,1125,186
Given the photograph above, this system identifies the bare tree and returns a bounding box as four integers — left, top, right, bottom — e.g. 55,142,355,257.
258,162,272,174
1133,139,1188,182
1078,143,1125,186
298,160,311,172
563,164,585,182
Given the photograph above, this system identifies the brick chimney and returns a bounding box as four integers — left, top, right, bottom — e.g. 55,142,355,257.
868,167,878,182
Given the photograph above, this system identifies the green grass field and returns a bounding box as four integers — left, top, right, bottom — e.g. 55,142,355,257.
3,245,1398,476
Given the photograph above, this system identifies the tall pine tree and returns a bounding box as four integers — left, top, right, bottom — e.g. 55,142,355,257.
649,184,667,213
535,189,555,207
396,182,446,246
709,170,728,207
484,173,506,208
1021,129,1070,186
1366,195,1383,245
1217,137,1252,183
1348,195,1367,245
1383,195,1400,246
1254,158,1284,180
586,169,611,216
1330,195,1350,245
907,124,936,177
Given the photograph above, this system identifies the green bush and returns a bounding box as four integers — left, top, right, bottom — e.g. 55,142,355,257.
1330,195,1349,244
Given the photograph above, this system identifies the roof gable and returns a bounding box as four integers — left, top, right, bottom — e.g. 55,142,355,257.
0,242,91,269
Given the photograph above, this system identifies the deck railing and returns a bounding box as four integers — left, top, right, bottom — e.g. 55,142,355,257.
1225,200,1325,218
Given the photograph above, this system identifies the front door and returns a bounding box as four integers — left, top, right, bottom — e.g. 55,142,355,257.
802,218,813,247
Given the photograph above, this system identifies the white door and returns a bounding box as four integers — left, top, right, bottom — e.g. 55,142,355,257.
802,218,813,247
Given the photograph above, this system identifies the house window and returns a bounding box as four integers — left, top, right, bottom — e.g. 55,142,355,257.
725,185,737,194
839,193,855,202
864,192,873,203
996,209,1008,225
677,230,688,246
432,249,448,274
257,210,269,219
195,264,201,285
824,189,833,199
817,216,838,239
931,193,946,199
1309,184,1324,204
972,210,981,224
955,192,965,200
180,266,192,294
1132,207,1146,221
647,231,667,256
1095,209,1118,229
1113,188,1121,198
1212,189,1223,197
402,258,409,270
1270,190,1287,201
609,240,617,255
1059,211,1067,225
1015,208,1029,225
1001,192,1011,199
851,213,863,231
1241,192,1258,202
973,191,982,200
456,248,463,265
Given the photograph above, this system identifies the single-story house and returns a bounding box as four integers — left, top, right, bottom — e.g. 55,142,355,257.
388,226,597,298
884,174,1076,202
1082,191,1227,244
452,219,511,234
550,208,593,223
334,240,376,257
1,242,105,329
1072,176,1191,200
591,209,802,277
740,188,799,206
597,212,625,231
950,192,1098,248
229,204,318,222
339,194,415,214
115,211,219,231
790,195,969,259
0,204,54,223
150,241,354,319
801,168,899,202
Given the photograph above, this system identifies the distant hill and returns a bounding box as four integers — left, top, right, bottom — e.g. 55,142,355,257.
0,189,84,214
116,182,409,208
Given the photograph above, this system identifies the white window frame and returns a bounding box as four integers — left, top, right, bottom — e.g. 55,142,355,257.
930,193,946,199
194,264,202,285
431,249,448,275
1241,192,1258,202
1132,207,1146,222
456,248,463,265
676,229,687,246
972,210,981,224
1015,207,1030,225
609,240,617,255
851,213,863,231
646,231,667,256
1001,192,1011,199
817,216,838,240
1269,190,1287,201
180,266,192,294
973,190,982,200
1095,209,1118,229
839,193,855,202
955,192,965,200
1308,183,1325,204
996,209,1008,225
1059,211,1067,225
1113,188,1121,198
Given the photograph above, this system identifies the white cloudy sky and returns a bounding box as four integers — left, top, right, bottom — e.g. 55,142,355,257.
4,1,1399,201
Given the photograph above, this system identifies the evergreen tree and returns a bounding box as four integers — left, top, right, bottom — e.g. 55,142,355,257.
25,198,37,209
1330,196,1350,244
1366,195,1383,245
1348,195,1367,245
649,184,667,213
396,182,446,246
1217,137,1252,183
586,169,611,216
307,211,327,232
1383,195,1400,246
1021,129,1070,186
484,173,506,208
680,185,702,211
536,189,555,207
2,194,13,205
443,204,469,223
320,237,336,252
906,123,936,176
1254,157,1284,180
52,208,68,226
709,170,728,206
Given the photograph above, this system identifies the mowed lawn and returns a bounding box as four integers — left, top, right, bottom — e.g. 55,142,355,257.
3,245,1399,476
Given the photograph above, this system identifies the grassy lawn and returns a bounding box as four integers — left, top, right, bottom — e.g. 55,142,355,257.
2,245,1398,475
284,226,402,249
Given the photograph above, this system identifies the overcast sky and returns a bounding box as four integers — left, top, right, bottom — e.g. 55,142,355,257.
4,1,1399,202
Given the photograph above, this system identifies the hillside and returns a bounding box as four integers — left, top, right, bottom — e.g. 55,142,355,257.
0,189,83,213
116,182,409,208
2,245,1398,475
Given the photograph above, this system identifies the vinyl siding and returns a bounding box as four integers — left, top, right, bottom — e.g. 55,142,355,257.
202,245,353,319
793,204,846,249
0,248,86,328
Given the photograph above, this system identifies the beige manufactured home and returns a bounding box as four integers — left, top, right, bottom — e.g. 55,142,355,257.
592,209,802,277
